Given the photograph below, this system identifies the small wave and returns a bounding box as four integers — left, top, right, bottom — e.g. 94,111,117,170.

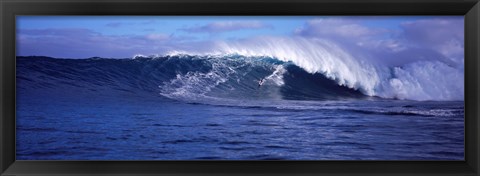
348,108,463,117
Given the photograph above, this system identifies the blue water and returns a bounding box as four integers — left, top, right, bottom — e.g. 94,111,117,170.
16,56,464,160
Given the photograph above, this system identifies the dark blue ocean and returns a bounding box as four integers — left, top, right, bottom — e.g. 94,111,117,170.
16,56,464,160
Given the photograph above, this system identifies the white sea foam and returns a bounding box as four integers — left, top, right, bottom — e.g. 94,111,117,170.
159,60,237,100
377,61,464,101
264,65,287,86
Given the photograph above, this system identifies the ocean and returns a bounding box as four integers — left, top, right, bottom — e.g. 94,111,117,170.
16,55,464,160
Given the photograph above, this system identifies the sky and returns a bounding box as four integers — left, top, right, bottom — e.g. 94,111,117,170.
16,16,463,60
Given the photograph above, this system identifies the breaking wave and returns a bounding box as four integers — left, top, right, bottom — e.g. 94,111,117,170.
17,47,464,102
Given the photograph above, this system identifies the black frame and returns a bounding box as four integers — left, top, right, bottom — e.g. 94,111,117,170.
1,0,479,175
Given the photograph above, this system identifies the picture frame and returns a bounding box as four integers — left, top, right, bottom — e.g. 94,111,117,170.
1,0,479,175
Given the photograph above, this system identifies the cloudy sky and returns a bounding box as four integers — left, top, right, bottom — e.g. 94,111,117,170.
16,16,463,60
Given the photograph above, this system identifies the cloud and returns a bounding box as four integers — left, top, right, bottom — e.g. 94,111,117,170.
398,18,464,60
145,34,170,40
19,28,99,36
295,18,387,39
106,22,124,27
17,28,179,58
181,21,273,33
370,18,464,66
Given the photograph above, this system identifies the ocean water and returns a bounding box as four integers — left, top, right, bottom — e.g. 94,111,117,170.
16,55,464,160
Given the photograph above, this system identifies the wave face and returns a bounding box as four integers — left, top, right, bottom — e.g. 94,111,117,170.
16,56,367,102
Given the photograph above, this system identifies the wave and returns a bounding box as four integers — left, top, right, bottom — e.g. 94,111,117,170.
17,47,463,102
347,108,464,117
